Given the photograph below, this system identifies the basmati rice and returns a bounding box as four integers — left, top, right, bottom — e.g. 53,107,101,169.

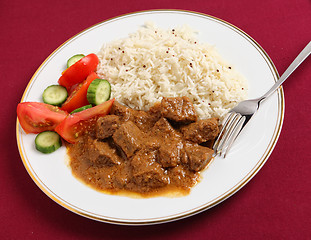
96,22,248,120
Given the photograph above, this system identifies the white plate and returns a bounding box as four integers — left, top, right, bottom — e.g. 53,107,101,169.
16,10,283,225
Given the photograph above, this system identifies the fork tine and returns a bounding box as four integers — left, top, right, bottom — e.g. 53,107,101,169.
222,116,246,158
216,113,241,156
213,112,235,151
214,113,241,156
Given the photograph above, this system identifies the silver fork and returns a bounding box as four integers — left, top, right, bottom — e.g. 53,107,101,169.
213,41,311,157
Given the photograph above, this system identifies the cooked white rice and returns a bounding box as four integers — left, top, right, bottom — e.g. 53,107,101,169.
96,22,248,119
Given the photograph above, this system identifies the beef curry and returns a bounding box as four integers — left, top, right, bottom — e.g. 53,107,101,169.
67,97,220,196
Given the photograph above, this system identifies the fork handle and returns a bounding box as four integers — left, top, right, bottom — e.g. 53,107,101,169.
260,41,311,102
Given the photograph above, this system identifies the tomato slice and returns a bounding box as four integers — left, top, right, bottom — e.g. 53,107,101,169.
55,99,114,143
58,53,99,91
61,72,98,113
17,102,68,134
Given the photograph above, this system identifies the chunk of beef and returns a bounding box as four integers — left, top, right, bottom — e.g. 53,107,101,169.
158,140,183,168
147,102,162,122
161,96,197,123
110,161,131,189
110,101,133,121
181,118,220,144
150,118,184,167
144,137,161,151
110,101,160,131
112,121,144,158
183,142,214,172
96,115,120,140
130,149,169,191
131,110,158,132
152,118,182,140
87,139,122,166
167,166,198,190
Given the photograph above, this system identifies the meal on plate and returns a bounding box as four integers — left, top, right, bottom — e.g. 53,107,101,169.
17,23,248,196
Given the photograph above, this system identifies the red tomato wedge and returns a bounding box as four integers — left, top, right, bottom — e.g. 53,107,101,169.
17,102,68,134
61,72,98,113
55,99,114,143
58,53,99,91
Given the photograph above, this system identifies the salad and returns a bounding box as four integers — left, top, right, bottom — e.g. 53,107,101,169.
17,53,114,153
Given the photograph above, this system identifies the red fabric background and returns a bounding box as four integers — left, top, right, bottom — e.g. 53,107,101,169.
1,0,310,239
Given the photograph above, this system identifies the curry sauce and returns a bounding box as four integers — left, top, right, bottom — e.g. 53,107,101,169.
67,97,219,197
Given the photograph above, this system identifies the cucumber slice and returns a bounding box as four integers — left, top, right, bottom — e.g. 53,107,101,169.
67,54,85,68
42,85,68,106
35,131,62,154
87,79,111,105
70,104,92,114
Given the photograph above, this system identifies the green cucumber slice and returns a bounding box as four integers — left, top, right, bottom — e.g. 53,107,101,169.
70,104,92,114
87,79,111,105
42,85,68,106
35,131,62,154
67,54,85,68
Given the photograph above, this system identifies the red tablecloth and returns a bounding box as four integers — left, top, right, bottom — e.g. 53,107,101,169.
1,0,310,239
